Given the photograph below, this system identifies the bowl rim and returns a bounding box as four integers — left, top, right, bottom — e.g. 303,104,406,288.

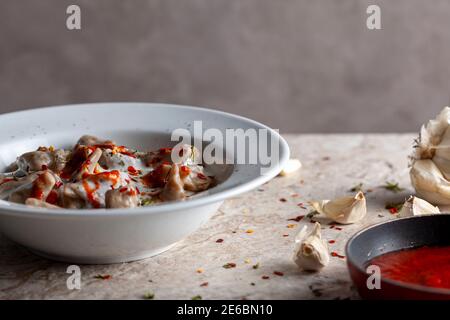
0,102,290,218
345,214,450,296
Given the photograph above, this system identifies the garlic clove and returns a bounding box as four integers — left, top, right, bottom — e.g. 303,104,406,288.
310,191,367,224
410,159,450,205
279,159,302,176
414,106,450,160
292,222,329,271
398,195,440,218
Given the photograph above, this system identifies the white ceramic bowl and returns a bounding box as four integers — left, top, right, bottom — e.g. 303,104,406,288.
0,103,289,264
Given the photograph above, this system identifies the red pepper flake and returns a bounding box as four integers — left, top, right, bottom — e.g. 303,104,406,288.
94,274,112,280
46,190,58,205
216,239,224,243
329,225,335,229
334,227,343,231
159,147,172,155
331,252,345,259
385,202,403,214
288,215,305,222
261,275,270,280
273,271,284,276
328,240,336,244
389,207,398,214
279,198,287,202
282,234,289,237
127,166,139,176
223,263,236,269
0,178,14,185
297,203,307,209
180,165,191,178
200,282,209,287
197,173,207,180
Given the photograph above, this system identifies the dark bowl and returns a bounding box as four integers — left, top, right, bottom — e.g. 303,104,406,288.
346,214,450,300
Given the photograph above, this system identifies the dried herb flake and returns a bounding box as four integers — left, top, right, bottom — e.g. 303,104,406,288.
143,292,154,300
382,181,404,193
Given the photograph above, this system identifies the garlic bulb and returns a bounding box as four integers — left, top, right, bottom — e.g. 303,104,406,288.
398,195,440,218
279,159,302,176
292,222,329,271
310,191,366,224
410,107,450,204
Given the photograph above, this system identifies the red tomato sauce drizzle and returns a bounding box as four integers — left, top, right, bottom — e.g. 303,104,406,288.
369,246,450,290
81,170,121,208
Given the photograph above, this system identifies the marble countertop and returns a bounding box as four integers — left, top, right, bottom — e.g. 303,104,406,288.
0,134,418,300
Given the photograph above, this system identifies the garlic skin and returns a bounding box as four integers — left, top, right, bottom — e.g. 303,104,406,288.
410,159,450,205
413,107,450,160
279,159,302,176
410,107,450,204
310,191,367,224
293,222,329,271
398,196,440,218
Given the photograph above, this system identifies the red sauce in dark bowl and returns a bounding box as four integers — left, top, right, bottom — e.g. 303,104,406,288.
369,246,450,290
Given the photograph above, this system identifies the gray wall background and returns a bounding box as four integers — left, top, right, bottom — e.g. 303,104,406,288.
1,0,450,133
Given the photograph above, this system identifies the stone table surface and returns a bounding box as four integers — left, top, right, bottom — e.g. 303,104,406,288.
0,134,421,300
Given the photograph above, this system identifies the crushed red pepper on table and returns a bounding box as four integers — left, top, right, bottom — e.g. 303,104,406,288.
200,282,209,287
385,202,403,214
216,239,224,243
297,203,307,209
331,252,345,259
262,276,270,280
273,271,284,276
279,198,287,202
223,263,236,269
94,274,112,280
